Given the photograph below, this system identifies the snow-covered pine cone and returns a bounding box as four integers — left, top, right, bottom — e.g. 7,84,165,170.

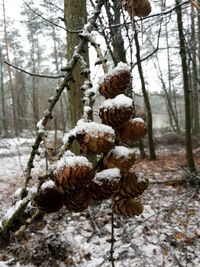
99,64,131,99
99,94,133,128
53,154,94,192
103,146,136,173
32,180,63,213
90,168,121,200
63,188,91,213
119,171,149,197
112,195,143,218
119,118,148,143
74,122,115,155
123,0,151,17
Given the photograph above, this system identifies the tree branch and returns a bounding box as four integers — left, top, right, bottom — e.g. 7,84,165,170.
23,1,82,33
4,61,65,79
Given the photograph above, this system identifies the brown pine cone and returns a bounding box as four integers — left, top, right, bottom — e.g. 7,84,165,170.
119,171,149,197
123,0,151,17
112,196,143,218
119,118,148,144
99,65,131,99
135,0,151,17
63,188,91,213
99,94,133,128
90,168,121,200
32,180,63,213
103,146,136,173
53,155,94,192
78,132,115,155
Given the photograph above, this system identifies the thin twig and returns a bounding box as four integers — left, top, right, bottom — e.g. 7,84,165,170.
110,211,116,267
23,0,82,33
4,61,65,79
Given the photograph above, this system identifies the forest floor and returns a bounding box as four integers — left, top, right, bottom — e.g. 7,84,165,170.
0,136,200,267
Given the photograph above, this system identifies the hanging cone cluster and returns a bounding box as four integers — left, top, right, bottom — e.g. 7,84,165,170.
99,66,131,99
112,196,143,218
35,63,149,218
103,146,136,173
63,188,91,213
33,180,63,213
99,94,133,128
119,118,148,144
123,0,151,18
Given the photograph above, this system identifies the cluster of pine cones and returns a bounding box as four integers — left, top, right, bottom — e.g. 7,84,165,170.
33,64,149,218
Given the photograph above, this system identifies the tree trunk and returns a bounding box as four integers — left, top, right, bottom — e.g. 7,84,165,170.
175,0,196,173
134,29,156,160
52,26,66,131
3,0,18,136
0,44,7,136
64,0,88,129
190,6,199,133
112,0,126,64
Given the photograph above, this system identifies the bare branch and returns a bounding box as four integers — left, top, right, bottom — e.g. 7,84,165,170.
23,1,82,33
4,61,65,79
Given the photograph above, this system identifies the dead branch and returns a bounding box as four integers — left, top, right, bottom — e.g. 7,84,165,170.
4,61,65,79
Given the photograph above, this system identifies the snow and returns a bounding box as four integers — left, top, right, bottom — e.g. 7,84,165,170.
40,180,55,191
52,154,92,174
99,62,130,85
135,172,147,183
108,146,137,159
62,120,115,144
0,138,200,267
132,118,145,123
2,199,23,221
93,168,121,185
100,94,133,109
36,118,45,133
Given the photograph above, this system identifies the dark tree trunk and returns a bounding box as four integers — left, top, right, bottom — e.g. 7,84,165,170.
134,29,156,160
175,0,196,173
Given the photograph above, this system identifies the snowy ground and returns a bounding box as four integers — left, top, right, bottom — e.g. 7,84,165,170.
0,137,200,267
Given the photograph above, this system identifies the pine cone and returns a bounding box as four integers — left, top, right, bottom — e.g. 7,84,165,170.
53,155,94,192
90,168,121,200
78,131,115,154
63,188,91,213
99,94,133,128
123,0,151,17
103,146,136,173
119,171,149,197
99,69,131,99
32,181,63,213
112,196,143,218
119,118,148,143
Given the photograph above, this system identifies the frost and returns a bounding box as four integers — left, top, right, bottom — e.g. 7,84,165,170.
52,154,92,174
108,146,136,159
100,94,133,109
132,118,145,123
93,168,121,185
